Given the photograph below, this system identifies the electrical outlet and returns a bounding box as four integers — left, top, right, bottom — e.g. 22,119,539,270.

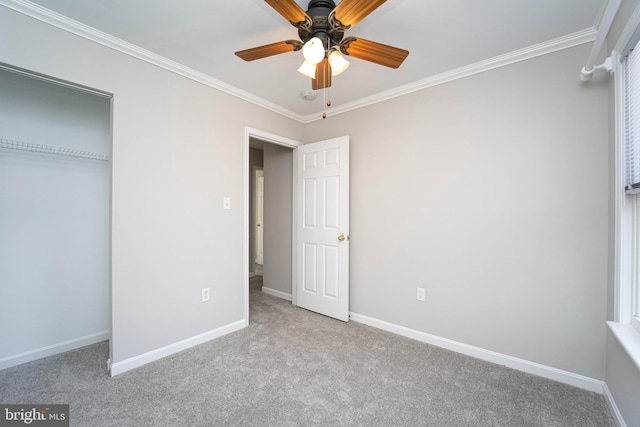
201,287,210,302
416,287,426,302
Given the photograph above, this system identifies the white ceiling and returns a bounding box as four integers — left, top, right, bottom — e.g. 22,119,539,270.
22,0,606,119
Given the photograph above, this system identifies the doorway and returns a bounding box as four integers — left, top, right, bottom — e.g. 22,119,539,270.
244,128,302,324
244,129,351,324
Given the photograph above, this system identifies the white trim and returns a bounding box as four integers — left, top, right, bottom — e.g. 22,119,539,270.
261,286,292,302
349,312,605,393
613,48,630,324
245,127,302,149
109,320,245,376
301,28,598,123
291,149,298,307
603,382,628,427
244,128,250,328
2,0,597,124
0,331,109,371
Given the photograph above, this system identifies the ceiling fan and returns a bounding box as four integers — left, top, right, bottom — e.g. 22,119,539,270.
235,0,409,91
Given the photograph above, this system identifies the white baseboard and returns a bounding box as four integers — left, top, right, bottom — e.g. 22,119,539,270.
349,312,605,394
109,320,246,376
0,331,109,371
262,286,292,301
603,382,627,427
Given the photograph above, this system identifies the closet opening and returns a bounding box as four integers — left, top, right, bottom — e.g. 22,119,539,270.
0,63,113,371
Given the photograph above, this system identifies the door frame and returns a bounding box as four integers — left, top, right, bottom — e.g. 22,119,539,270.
243,127,302,325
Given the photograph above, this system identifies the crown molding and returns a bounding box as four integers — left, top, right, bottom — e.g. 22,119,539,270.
3,0,597,125
301,28,598,123
0,0,307,123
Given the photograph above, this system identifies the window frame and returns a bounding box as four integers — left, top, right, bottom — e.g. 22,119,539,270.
615,21,640,334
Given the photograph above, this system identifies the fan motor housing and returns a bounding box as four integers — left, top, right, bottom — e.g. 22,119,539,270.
299,0,344,48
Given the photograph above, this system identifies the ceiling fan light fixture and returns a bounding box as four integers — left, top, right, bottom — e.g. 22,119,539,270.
235,0,410,115
328,49,350,76
298,60,317,79
302,37,325,64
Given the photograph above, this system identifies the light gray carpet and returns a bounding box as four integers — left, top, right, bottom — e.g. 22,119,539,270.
0,275,615,426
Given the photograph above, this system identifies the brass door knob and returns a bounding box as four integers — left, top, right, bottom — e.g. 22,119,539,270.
257,224,261,227
338,235,346,242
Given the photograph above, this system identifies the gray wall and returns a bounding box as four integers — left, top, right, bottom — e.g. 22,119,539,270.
262,143,293,296
304,43,609,380
0,6,303,364
0,69,110,362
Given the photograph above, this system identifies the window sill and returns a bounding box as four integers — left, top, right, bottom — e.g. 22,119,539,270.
608,321,640,372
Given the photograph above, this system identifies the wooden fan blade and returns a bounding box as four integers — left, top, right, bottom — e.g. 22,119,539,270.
235,40,302,61
312,58,332,90
341,37,409,69
332,0,386,28
265,0,310,26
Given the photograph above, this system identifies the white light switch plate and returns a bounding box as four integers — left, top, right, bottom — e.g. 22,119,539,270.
223,197,231,210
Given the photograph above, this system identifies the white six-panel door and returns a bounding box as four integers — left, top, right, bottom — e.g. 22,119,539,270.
294,136,349,321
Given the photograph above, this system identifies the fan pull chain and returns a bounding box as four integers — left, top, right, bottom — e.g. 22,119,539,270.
322,87,328,119
322,88,331,119
322,57,331,119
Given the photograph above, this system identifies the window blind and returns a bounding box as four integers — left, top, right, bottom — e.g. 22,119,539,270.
625,38,640,191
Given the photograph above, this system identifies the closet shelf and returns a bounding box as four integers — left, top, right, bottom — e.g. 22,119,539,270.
0,138,109,162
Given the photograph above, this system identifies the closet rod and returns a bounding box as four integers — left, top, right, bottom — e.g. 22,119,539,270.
0,139,109,162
